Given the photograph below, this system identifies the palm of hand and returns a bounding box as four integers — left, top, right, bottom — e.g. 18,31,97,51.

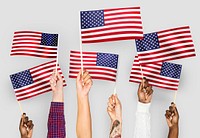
77,81,91,96
138,90,151,103
20,126,31,138
109,104,121,122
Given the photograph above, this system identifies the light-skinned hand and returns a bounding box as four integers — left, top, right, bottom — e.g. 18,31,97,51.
76,70,93,98
107,94,122,123
50,70,64,102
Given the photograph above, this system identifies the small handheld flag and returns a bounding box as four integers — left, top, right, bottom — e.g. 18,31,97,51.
135,26,196,64
130,56,182,91
11,31,58,58
10,60,66,101
69,50,119,82
80,7,143,43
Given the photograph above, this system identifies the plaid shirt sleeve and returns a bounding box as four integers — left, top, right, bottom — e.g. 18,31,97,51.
47,102,66,138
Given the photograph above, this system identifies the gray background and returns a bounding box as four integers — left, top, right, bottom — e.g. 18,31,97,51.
0,0,199,137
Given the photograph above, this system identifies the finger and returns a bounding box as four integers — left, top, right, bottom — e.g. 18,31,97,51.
27,126,34,137
29,124,34,130
50,79,56,89
165,113,170,119
143,78,149,88
108,102,115,109
109,96,114,105
27,120,32,126
165,118,172,127
166,110,172,118
82,71,89,80
146,89,153,97
115,94,120,105
84,78,92,86
138,80,144,93
107,107,113,112
83,75,91,84
56,71,62,80
76,70,82,82
52,70,57,80
109,96,115,106
24,116,29,124
146,85,153,94
171,103,179,116
20,113,26,127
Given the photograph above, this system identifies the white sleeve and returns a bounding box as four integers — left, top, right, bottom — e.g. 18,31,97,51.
133,102,151,138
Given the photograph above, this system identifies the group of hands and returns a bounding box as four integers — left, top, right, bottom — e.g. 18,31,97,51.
19,70,179,138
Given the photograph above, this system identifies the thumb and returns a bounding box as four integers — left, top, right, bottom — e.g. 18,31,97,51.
57,70,62,80
20,113,25,128
166,118,172,127
172,103,179,116
28,128,33,138
115,94,120,104
76,70,82,83
138,79,144,93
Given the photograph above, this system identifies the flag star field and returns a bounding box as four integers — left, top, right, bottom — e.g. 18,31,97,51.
160,62,182,79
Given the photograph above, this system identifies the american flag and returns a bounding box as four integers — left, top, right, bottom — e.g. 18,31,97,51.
69,50,118,82
129,56,182,91
10,31,58,58
135,26,196,64
10,60,66,101
81,7,143,43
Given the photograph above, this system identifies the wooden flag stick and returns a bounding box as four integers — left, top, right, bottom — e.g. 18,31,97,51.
113,55,119,95
18,101,23,114
139,65,145,88
55,35,59,75
55,50,59,75
79,12,84,77
173,91,178,103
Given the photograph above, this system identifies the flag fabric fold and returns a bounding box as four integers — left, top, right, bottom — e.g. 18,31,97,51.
135,26,196,64
10,31,58,58
129,56,182,91
69,50,119,82
81,7,143,43
10,60,66,101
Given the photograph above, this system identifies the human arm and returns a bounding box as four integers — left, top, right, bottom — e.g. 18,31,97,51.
165,103,179,138
107,94,122,138
19,113,34,138
76,70,93,138
134,78,153,138
47,70,66,138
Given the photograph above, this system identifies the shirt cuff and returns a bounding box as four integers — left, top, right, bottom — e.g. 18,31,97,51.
136,102,151,113
50,102,64,113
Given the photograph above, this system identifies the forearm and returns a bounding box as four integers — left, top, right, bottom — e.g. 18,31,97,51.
168,125,179,138
134,102,151,138
109,120,122,138
76,95,92,138
47,102,66,138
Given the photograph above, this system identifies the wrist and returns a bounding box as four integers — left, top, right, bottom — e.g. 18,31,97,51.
77,91,89,100
139,99,151,104
21,136,30,138
52,91,64,102
169,124,179,130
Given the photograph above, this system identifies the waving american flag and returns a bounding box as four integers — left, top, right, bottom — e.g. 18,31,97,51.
81,7,143,43
135,26,196,64
69,50,118,82
129,56,182,91
10,60,66,101
11,31,58,58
